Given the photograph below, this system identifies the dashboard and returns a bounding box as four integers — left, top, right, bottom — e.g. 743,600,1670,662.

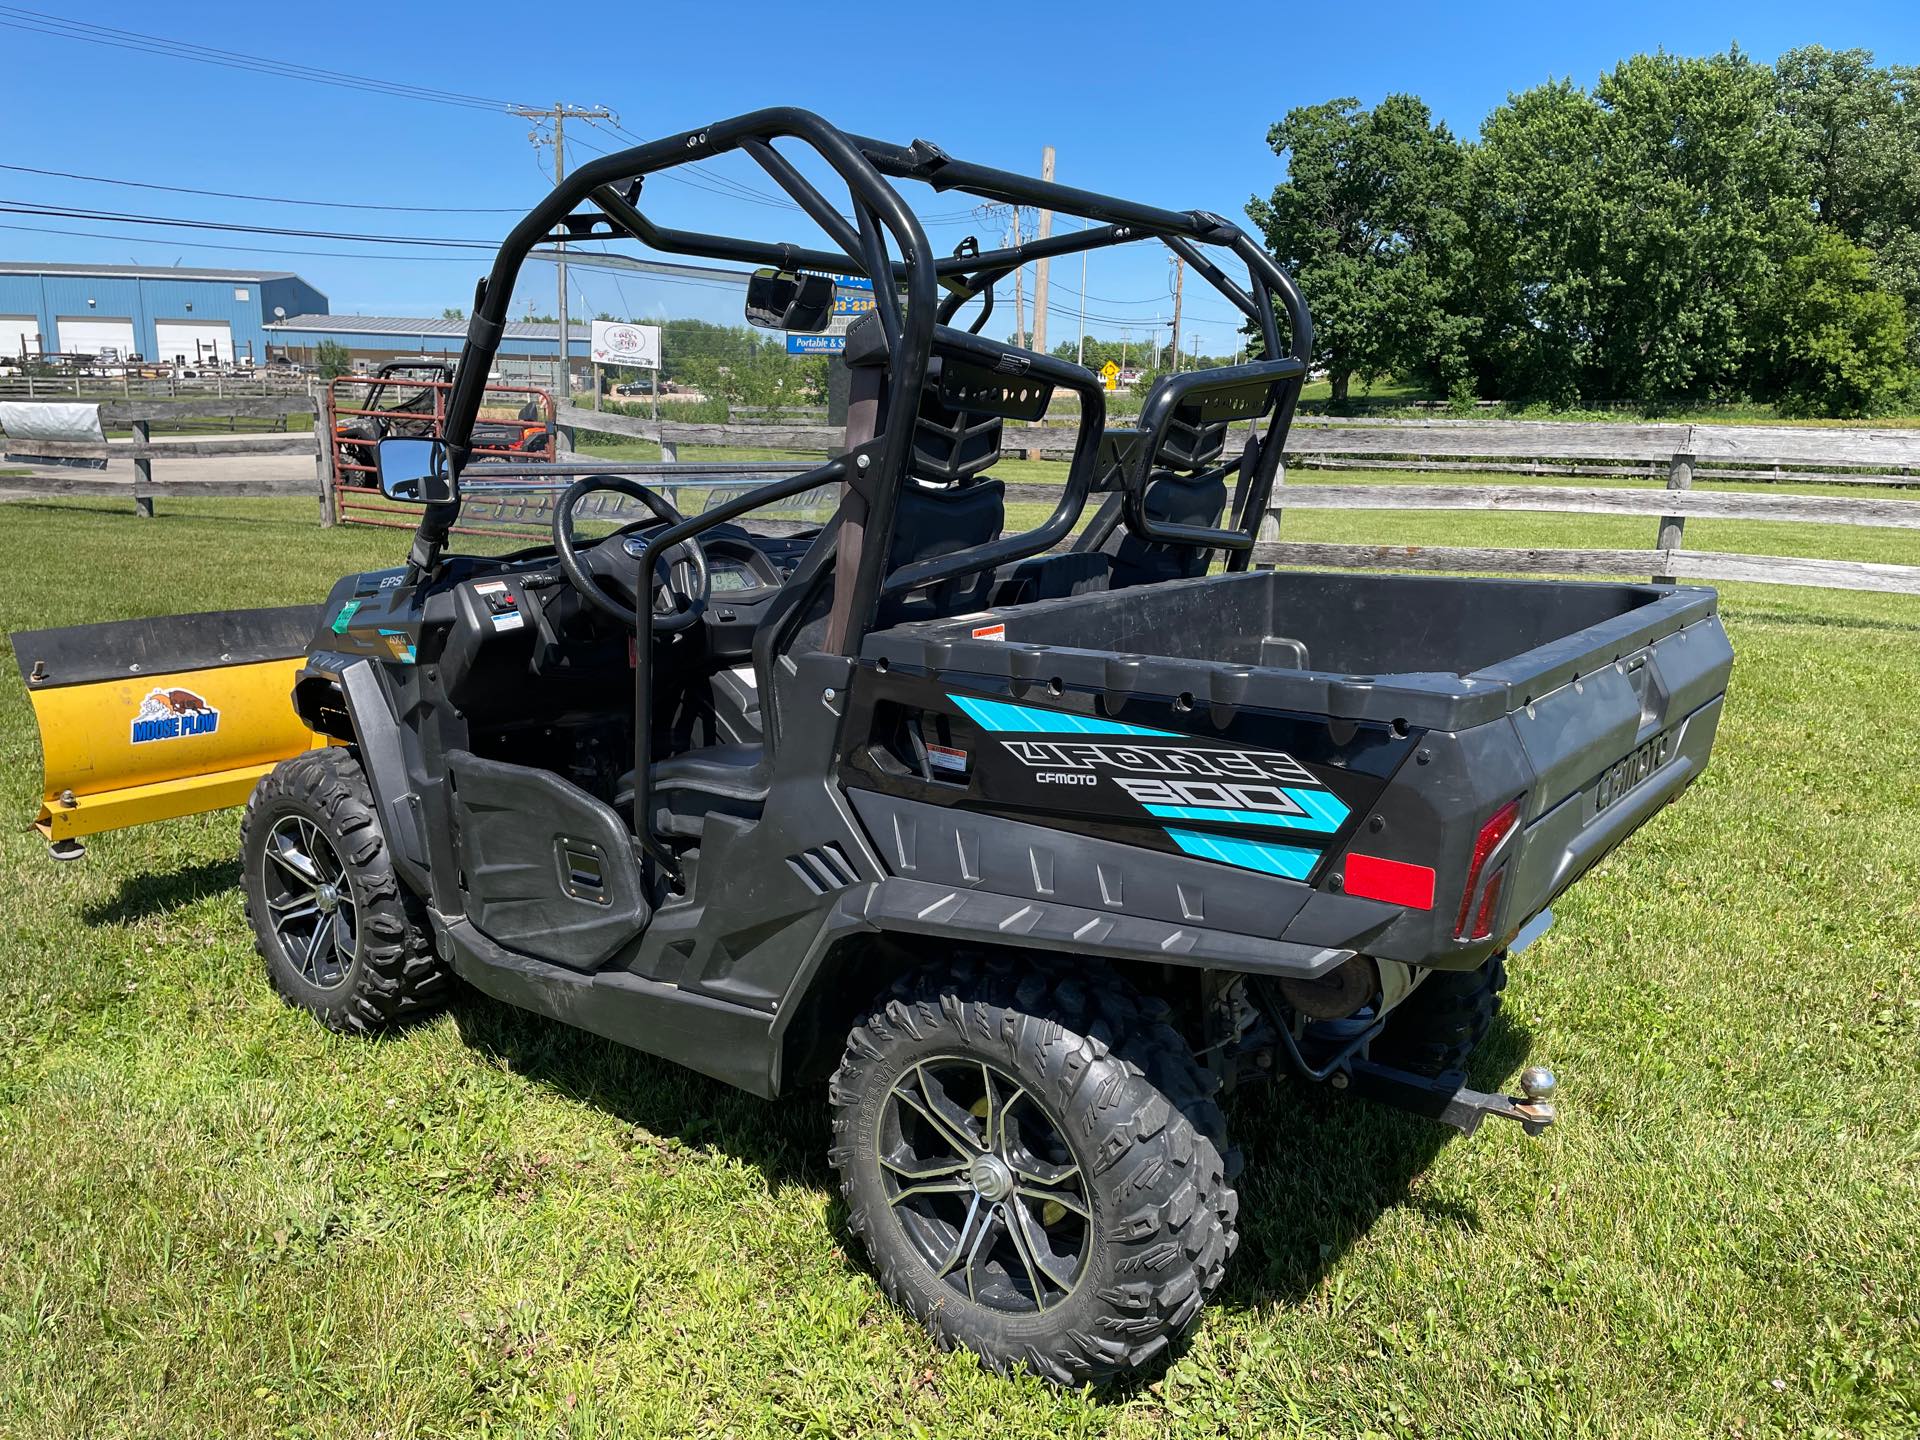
618,530,793,598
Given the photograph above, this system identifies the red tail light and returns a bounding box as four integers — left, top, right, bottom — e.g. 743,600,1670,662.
1455,798,1521,940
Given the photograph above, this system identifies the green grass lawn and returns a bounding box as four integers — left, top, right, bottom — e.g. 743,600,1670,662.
1,491,1916,1438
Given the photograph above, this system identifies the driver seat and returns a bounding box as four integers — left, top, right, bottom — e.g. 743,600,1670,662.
612,314,1010,844
615,743,769,839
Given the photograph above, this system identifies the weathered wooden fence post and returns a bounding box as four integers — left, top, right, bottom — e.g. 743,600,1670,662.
131,418,155,518
314,416,336,527
1654,450,1694,582
660,435,678,463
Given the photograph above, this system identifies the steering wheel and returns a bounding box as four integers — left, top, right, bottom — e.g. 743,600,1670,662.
552,475,710,632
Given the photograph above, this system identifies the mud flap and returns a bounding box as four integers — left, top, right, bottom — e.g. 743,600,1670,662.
12,606,326,845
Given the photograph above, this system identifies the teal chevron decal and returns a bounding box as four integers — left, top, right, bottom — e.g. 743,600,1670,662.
1162,828,1318,879
1141,785,1349,834
947,693,1178,737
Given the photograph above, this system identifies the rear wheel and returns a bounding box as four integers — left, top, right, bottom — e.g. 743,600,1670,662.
829,956,1236,1385
240,748,445,1034
1371,953,1508,1077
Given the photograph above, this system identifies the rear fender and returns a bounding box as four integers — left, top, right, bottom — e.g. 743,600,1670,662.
11,606,325,844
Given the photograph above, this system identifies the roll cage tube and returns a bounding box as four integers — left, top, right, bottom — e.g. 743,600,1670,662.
419,107,938,603
415,106,1314,634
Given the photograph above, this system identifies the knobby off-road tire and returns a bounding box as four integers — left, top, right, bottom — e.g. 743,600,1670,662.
1371,953,1508,1077
240,748,445,1034
829,956,1238,1385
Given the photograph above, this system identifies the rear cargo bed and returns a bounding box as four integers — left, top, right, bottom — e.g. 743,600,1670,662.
857,569,1733,969
865,569,1721,733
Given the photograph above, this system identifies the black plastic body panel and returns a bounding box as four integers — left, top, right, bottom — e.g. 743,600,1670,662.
445,749,648,969
841,568,1733,974
860,569,1721,732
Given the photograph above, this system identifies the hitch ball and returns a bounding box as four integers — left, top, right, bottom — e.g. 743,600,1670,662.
1519,1066,1557,1102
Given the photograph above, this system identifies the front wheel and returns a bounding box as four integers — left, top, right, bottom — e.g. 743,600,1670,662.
240,748,445,1034
829,958,1236,1385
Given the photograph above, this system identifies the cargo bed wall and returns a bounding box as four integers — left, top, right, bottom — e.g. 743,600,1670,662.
942,570,1675,678
869,570,1724,735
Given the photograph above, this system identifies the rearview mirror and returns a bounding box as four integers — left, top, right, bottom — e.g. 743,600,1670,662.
374,436,455,504
744,268,836,334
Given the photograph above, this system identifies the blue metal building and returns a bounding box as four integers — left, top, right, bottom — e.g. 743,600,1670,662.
0,263,328,365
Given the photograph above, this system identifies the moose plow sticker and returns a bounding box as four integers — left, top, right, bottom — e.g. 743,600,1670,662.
131,687,221,744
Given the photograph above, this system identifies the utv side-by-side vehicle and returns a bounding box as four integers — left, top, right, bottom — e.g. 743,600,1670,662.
12,109,1732,1385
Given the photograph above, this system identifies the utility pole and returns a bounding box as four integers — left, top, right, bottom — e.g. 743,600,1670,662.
1032,146,1054,357
1169,256,1184,375
513,101,613,394
1010,207,1026,347
1076,217,1087,367
1122,327,1130,373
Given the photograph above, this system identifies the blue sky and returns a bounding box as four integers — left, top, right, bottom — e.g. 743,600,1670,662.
4,0,1917,358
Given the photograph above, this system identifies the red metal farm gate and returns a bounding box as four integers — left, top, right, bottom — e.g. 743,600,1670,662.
325,370,558,538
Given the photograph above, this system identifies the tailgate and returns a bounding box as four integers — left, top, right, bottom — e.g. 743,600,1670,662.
1501,613,1733,921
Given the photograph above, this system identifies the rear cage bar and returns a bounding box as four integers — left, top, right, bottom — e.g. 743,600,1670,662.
417,106,1316,874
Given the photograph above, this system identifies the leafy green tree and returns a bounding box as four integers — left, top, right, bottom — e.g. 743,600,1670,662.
314,339,353,380
1774,46,1920,355
1247,94,1467,404
677,333,825,413
1753,231,1914,416
1469,49,1806,408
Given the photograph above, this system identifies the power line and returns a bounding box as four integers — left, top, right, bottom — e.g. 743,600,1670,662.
0,200,494,248
0,7,534,112
0,220,481,263
0,161,526,214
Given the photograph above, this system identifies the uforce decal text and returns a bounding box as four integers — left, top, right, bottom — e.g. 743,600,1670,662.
998,740,1317,785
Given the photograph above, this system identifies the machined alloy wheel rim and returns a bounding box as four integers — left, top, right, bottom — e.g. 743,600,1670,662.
877,1057,1092,1314
261,814,358,990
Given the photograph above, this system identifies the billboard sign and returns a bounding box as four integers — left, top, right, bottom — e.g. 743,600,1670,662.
590,320,661,369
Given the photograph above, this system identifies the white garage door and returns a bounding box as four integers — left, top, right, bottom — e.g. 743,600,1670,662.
0,316,42,360
154,318,234,365
57,316,137,358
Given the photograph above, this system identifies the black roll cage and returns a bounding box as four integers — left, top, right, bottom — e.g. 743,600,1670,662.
413,107,1314,871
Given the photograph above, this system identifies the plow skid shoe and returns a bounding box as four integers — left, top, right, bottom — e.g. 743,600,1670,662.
12,606,327,845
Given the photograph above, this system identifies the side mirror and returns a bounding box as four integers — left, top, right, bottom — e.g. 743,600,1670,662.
374,436,455,504
744,268,836,333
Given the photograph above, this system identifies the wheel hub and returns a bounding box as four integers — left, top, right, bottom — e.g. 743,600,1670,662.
259,814,357,992
876,1057,1091,1314
967,1151,1014,1202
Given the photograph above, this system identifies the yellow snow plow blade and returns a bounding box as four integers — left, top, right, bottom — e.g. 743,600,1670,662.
12,607,327,846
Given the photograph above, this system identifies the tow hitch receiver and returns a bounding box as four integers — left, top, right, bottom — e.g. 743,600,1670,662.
1345,1059,1559,1138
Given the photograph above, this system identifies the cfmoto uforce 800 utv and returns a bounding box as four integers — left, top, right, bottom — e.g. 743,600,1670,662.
13,110,1731,1384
